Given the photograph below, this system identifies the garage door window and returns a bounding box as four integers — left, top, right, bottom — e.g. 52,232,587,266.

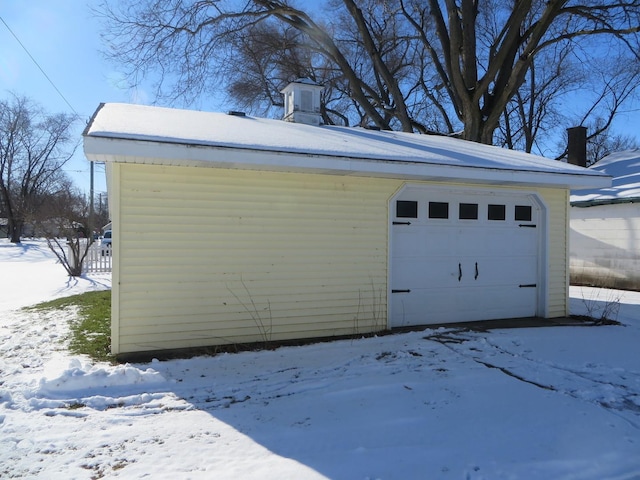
459,203,478,220
515,205,532,221
488,204,506,221
396,200,418,218
428,202,449,219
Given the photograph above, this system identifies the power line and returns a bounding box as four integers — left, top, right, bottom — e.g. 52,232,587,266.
0,14,79,116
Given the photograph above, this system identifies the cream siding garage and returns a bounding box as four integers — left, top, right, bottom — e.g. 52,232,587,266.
84,103,610,356
109,162,571,355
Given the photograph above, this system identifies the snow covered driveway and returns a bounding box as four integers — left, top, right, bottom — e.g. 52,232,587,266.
1,240,640,479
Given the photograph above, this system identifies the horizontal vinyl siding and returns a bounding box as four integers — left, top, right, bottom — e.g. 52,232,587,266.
543,188,569,317
116,165,396,353
113,164,571,354
570,203,640,289
108,163,122,354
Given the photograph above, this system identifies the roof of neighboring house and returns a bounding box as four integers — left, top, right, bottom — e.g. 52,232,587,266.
570,150,640,207
83,103,610,190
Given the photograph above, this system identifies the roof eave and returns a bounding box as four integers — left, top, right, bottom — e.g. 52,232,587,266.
84,135,611,190
571,197,640,208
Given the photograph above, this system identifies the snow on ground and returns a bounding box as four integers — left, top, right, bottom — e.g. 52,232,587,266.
1,239,640,479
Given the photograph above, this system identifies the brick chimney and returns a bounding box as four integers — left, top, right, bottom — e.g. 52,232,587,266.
567,126,587,167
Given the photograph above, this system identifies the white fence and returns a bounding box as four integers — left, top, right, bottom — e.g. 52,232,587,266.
68,241,112,274
85,242,112,273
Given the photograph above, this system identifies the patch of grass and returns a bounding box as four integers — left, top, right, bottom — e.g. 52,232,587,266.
27,290,114,363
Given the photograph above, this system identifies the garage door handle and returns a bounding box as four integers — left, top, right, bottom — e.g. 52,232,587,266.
475,262,479,280
392,289,411,293
458,263,462,281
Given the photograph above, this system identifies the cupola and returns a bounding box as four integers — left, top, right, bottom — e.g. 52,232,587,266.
281,78,324,126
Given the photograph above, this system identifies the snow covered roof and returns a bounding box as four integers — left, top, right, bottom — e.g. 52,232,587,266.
84,103,610,190
288,77,320,86
570,150,640,206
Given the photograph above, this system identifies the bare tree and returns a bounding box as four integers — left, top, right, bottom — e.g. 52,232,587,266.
96,0,640,146
497,43,580,153
400,0,640,143
0,95,77,243
36,184,93,277
587,126,640,165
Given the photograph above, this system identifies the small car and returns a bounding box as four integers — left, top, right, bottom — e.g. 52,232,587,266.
101,230,112,255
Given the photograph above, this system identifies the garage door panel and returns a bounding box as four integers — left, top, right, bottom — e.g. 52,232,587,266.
470,228,537,256
393,230,422,256
394,228,459,257
485,285,537,318
456,286,537,321
509,229,538,250
463,256,537,285
425,229,458,256
456,228,485,256
397,256,536,288
392,257,459,287
392,289,459,326
393,285,537,326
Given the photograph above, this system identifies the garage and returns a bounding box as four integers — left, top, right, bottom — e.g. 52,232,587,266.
84,101,610,355
390,185,544,327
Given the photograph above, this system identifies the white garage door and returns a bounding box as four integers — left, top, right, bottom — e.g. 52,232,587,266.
390,186,542,327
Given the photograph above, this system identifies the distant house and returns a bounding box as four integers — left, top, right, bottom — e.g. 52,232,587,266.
83,81,609,357
0,218,36,238
570,150,640,290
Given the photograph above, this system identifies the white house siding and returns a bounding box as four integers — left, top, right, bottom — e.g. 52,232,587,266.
570,202,640,290
110,164,570,354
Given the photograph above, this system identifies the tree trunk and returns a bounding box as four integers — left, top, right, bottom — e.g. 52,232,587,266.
460,109,493,145
8,219,22,244
480,125,495,145
67,242,84,276
460,105,499,145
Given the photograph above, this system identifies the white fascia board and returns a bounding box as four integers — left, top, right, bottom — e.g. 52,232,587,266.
84,136,611,190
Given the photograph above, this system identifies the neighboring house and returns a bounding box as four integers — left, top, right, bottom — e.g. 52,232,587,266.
570,150,640,290
0,218,36,238
83,81,609,357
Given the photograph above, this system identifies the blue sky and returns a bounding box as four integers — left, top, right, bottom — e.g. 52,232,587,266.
0,1,174,194
1,1,639,195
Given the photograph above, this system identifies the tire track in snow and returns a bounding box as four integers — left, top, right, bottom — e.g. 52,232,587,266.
184,348,437,411
424,328,640,429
